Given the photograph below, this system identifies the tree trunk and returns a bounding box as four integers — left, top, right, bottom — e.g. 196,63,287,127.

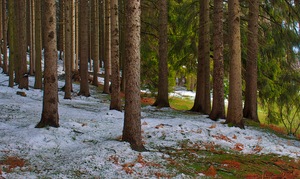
78,0,90,97
8,0,14,87
209,0,225,120
2,0,8,74
64,0,72,99
29,0,35,76
0,0,3,68
91,0,99,86
110,0,122,111
191,0,210,114
58,0,65,61
75,0,79,71
34,0,42,89
152,0,170,108
36,0,59,128
120,0,125,93
243,0,259,123
122,0,145,152
17,0,28,90
226,0,244,128
103,0,111,94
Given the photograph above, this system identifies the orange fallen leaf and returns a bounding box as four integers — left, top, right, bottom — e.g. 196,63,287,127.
204,165,217,177
233,143,244,151
212,134,232,142
155,124,165,129
232,134,237,139
209,124,217,129
253,145,263,153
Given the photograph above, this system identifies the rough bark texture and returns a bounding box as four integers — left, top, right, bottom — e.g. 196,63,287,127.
0,0,2,68
64,0,72,99
34,0,42,89
36,0,59,128
58,0,65,60
152,0,170,108
191,0,210,114
110,0,122,111
122,0,146,152
75,0,79,71
209,0,225,120
226,0,244,128
243,0,259,123
17,0,28,90
29,0,35,76
91,0,99,86
2,0,8,74
103,0,111,94
78,0,90,97
8,0,14,87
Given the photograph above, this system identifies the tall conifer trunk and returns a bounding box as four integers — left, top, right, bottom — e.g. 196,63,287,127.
91,0,99,86
36,0,59,128
226,0,244,128
122,0,145,152
110,0,122,111
2,0,8,74
64,0,72,99
103,0,111,94
78,0,90,97
34,0,42,89
210,0,225,120
17,0,28,90
243,0,259,122
152,0,170,108
191,0,210,114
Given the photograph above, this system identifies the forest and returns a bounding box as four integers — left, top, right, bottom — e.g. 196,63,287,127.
0,0,299,178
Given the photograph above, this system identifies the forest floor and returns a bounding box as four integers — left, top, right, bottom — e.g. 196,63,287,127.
0,67,299,178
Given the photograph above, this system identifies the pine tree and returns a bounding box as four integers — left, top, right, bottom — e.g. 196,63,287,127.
226,0,244,128
36,0,59,128
122,0,145,152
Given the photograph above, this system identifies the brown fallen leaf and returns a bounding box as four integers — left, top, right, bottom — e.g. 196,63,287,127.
204,165,217,177
233,143,244,151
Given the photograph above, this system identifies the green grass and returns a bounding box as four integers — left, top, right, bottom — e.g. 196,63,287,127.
169,96,194,110
162,144,299,178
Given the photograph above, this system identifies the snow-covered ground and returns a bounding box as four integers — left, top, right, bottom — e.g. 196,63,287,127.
0,67,299,178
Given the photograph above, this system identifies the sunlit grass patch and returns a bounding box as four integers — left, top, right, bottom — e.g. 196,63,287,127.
161,143,300,178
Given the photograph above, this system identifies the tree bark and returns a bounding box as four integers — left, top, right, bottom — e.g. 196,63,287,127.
103,0,111,94
34,0,42,89
64,0,72,99
152,0,170,108
243,0,259,123
36,0,59,128
78,0,90,97
17,0,28,90
209,0,225,120
8,0,14,87
110,0,122,111
29,0,35,76
226,0,244,128
122,0,145,152
91,0,99,86
191,0,210,114
2,0,8,74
